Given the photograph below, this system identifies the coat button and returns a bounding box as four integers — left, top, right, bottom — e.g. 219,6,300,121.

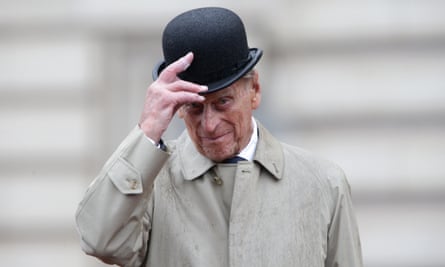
212,176,223,185
129,179,138,190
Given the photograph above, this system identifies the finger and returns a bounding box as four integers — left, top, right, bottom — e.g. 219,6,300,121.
166,80,208,94
159,52,194,82
173,91,206,105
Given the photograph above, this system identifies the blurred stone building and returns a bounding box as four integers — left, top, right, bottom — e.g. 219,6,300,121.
1,1,444,266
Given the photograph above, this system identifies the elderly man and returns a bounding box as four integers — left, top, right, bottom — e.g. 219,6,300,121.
76,7,363,267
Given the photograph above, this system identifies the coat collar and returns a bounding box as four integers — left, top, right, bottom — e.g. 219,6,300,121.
253,121,284,180
177,119,284,181
177,132,215,181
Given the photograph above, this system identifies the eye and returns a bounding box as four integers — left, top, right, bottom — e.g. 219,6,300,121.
215,97,232,109
184,102,203,114
189,102,201,108
222,98,230,104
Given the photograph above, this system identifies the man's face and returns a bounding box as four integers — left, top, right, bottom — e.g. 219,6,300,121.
179,71,261,162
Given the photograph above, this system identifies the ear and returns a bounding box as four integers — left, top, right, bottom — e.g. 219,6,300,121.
177,106,185,119
250,70,261,110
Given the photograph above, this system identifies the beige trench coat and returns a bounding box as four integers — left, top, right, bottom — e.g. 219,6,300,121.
75,121,363,267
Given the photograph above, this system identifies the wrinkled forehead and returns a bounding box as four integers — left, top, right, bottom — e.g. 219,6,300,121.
203,78,248,101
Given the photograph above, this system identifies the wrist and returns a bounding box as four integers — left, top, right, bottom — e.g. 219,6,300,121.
137,124,167,151
138,122,162,143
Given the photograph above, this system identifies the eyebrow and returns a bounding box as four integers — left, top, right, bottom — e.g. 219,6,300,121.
205,89,235,101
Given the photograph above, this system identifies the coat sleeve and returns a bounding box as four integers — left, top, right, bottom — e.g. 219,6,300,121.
325,167,363,267
75,126,169,266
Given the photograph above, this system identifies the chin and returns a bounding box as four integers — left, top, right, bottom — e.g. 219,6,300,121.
201,147,235,162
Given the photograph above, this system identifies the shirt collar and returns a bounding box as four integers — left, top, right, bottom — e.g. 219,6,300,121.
237,117,258,161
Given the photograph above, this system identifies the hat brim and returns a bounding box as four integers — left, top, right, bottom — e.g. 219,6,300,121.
152,48,262,94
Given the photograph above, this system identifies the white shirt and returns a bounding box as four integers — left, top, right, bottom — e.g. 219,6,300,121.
237,117,258,161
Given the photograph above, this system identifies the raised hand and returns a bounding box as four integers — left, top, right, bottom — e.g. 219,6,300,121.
139,52,208,142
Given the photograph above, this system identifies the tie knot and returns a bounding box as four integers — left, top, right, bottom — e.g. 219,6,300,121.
222,156,246,163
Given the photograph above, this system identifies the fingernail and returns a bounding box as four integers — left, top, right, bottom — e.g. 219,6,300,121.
182,59,190,70
182,52,193,70
200,85,208,91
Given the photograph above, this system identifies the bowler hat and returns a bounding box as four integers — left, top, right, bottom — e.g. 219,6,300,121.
152,7,262,93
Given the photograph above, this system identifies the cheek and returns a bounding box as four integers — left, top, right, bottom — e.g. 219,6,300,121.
182,113,200,127
184,116,209,146
233,112,251,136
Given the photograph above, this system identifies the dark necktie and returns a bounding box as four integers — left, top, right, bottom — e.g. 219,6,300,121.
222,156,246,163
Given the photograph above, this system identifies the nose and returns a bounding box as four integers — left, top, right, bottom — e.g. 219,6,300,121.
201,105,219,133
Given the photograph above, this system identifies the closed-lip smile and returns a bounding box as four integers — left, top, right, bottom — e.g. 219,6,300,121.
200,132,230,142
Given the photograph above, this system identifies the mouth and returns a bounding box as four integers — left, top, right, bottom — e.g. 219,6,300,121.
200,132,231,143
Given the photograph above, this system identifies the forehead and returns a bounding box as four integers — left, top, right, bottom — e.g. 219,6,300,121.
203,79,246,101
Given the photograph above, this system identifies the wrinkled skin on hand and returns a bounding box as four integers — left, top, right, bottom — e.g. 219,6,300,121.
139,52,208,143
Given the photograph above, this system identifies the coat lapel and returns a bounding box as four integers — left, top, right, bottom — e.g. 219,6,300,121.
253,121,284,180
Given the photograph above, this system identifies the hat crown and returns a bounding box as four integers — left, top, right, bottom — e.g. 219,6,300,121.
162,7,250,84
